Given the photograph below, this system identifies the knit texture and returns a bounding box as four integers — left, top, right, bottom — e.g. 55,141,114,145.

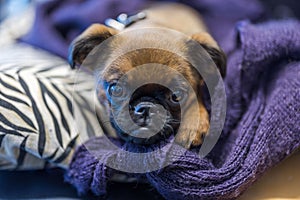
66,20,300,199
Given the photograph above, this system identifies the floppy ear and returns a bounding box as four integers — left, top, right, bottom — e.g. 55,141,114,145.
68,24,118,69
191,33,227,77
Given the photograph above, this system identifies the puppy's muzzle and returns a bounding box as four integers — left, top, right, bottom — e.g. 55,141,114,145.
131,99,167,136
113,84,182,144
134,101,157,126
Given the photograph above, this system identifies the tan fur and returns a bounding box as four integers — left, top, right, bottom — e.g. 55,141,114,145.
77,24,118,39
128,2,208,34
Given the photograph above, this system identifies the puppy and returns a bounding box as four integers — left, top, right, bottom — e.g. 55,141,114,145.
68,3,226,148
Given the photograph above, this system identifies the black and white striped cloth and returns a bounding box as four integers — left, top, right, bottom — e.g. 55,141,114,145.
0,43,110,170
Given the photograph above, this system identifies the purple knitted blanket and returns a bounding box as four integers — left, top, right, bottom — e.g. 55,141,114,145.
66,20,300,199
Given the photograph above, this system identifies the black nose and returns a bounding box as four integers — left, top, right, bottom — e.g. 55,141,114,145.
134,102,155,117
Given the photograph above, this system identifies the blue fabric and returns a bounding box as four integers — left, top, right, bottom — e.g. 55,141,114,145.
20,0,264,57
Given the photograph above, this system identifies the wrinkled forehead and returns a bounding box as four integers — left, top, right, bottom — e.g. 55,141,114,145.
101,48,194,86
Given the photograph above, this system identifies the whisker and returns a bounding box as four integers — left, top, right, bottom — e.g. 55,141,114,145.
162,124,175,136
166,119,181,124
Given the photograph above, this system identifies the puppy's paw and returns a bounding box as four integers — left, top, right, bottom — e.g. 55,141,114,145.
175,122,209,149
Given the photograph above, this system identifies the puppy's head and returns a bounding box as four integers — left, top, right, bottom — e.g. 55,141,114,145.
69,24,226,146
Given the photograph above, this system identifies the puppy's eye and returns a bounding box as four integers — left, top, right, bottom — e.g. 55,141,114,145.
108,83,124,97
170,89,186,103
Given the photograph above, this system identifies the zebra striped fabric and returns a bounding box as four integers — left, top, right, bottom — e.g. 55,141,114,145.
0,43,111,170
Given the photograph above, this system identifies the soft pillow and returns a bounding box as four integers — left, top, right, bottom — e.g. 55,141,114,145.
0,43,108,169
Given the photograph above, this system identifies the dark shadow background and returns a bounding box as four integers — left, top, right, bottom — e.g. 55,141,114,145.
0,0,299,199
261,0,300,19
0,168,164,200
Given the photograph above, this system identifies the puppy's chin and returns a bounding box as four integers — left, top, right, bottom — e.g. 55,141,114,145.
111,118,179,145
